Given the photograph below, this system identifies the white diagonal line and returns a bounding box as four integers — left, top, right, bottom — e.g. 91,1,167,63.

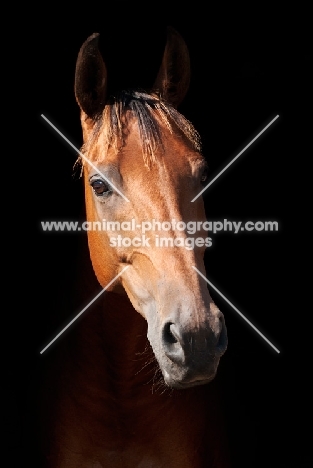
40,266,130,354
41,114,130,202
192,266,280,353
191,115,279,202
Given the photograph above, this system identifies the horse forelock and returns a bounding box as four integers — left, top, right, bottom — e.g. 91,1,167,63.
74,91,202,174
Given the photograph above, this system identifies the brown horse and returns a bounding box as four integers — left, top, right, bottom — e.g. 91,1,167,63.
39,27,230,468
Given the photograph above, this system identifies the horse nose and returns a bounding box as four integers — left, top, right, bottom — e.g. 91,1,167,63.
161,316,227,366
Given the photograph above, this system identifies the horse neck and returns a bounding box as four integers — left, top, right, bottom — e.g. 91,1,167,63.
71,291,152,389
58,234,155,400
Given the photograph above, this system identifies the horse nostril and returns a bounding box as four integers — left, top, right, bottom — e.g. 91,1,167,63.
216,318,228,355
162,323,185,364
163,323,179,345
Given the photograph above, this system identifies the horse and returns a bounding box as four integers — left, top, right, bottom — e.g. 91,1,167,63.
39,27,231,468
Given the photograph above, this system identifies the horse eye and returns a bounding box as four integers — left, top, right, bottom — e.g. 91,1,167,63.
200,168,208,184
91,179,110,196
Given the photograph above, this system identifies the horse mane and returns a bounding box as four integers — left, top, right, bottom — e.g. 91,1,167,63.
75,90,202,172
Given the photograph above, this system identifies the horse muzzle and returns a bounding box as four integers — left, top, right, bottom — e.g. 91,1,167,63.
147,309,228,389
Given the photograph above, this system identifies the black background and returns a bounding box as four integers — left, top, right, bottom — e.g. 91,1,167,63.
7,5,311,467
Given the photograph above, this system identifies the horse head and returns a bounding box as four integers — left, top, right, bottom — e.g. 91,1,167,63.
74,27,227,389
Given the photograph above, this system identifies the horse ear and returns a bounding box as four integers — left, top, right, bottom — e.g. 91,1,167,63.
75,33,107,119
153,26,190,108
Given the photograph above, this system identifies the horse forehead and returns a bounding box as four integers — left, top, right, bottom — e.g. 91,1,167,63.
118,118,201,172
